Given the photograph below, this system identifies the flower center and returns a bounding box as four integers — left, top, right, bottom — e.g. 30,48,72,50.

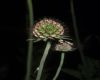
45,24,55,34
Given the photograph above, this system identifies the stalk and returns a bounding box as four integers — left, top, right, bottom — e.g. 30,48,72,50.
53,53,65,80
70,0,90,80
70,0,87,69
25,0,34,80
36,41,51,80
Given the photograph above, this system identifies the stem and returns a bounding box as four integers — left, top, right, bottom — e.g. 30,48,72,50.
70,1,91,80
70,0,87,67
36,41,51,80
53,53,65,80
25,0,34,80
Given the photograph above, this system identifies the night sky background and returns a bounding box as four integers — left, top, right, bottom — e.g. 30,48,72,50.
0,0,100,80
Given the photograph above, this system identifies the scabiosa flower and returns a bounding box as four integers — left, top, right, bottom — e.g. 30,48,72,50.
32,18,76,51
33,18,64,41
54,39,75,52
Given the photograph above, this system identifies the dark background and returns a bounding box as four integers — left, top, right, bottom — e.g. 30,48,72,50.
0,0,100,80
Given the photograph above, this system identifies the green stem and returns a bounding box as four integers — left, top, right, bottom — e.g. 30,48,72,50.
25,0,34,80
70,0,86,67
36,41,51,80
53,53,65,80
70,1,91,80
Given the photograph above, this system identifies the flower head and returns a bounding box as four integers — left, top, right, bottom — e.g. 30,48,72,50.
33,18,64,41
54,40,75,52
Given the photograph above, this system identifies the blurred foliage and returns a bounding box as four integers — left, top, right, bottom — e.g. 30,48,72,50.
61,56,100,80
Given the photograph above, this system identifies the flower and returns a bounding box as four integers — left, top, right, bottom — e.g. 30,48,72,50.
54,40,74,52
33,18,64,40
